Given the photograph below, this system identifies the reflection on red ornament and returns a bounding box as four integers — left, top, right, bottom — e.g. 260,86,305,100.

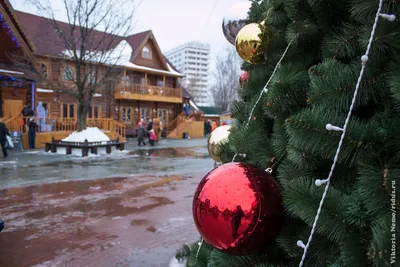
239,71,249,87
192,162,283,255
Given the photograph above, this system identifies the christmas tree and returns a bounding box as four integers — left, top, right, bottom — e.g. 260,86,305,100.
176,0,399,266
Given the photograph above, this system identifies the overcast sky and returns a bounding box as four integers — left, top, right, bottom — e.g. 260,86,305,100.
9,0,245,57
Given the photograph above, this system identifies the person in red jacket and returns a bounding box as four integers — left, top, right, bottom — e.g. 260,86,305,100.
149,129,156,146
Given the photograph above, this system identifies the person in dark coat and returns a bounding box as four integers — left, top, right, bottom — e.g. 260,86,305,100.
137,126,146,146
146,120,153,131
0,119,10,158
206,121,212,136
28,118,37,149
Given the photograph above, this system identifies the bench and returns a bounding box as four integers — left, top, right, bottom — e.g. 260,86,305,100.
44,137,126,157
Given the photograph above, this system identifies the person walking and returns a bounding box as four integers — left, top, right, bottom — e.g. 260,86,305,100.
0,118,10,158
137,125,146,146
149,129,156,146
28,117,37,149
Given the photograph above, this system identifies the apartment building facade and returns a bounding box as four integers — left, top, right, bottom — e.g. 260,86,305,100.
165,41,210,106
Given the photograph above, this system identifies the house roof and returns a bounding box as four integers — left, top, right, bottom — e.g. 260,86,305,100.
13,11,183,76
0,1,37,75
1,2,36,54
198,106,223,115
15,11,122,56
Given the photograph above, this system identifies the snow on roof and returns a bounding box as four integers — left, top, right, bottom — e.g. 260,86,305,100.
189,99,200,112
123,62,184,77
0,69,24,75
62,40,184,77
37,88,54,93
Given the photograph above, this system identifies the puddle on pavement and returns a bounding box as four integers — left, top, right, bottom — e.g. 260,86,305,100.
131,219,151,226
0,174,186,267
146,226,157,232
128,147,210,159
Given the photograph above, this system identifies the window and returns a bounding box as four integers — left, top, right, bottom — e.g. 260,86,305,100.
142,46,151,59
140,108,150,121
157,109,168,123
63,66,74,81
157,79,164,87
121,107,132,122
121,75,130,86
40,63,48,78
88,106,101,118
88,71,97,84
62,104,76,118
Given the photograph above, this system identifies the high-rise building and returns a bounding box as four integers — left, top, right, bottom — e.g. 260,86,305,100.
165,41,211,105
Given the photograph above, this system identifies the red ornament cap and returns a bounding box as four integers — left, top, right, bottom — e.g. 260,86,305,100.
192,162,283,255
239,71,249,83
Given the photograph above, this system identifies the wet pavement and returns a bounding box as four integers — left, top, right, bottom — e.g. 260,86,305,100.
0,138,212,267
0,138,210,189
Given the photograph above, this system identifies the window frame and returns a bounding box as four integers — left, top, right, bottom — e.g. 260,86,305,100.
40,63,48,78
88,105,101,119
61,103,77,119
120,107,132,123
63,66,75,81
87,70,98,85
142,46,151,59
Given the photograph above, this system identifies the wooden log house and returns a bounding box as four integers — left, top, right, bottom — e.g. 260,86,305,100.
0,1,204,149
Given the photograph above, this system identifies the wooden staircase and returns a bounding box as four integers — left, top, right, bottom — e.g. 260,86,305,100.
166,111,203,139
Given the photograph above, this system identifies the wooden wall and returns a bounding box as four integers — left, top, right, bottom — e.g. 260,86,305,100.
132,39,168,71
31,56,182,126
116,100,179,130
187,121,204,139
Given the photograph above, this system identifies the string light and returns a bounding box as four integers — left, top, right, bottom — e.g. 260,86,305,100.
0,14,21,48
231,36,297,162
297,1,396,266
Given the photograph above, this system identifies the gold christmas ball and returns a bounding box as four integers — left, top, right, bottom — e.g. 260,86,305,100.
235,22,272,64
207,125,232,162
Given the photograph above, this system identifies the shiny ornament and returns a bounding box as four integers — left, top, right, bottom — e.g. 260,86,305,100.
239,71,249,87
207,125,232,162
222,1,252,45
235,23,272,64
193,162,283,255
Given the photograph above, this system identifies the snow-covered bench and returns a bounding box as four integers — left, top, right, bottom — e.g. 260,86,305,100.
44,137,126,157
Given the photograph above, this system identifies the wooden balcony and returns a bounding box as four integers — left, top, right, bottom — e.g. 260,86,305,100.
114,84,182,103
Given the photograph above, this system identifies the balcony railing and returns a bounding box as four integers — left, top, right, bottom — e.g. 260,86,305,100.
114,83,182,103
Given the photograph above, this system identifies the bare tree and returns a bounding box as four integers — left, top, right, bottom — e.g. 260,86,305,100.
27,0,136,131
186,74,203,104
210,46,241,111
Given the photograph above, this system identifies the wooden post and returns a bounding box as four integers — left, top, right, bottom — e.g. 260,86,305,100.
179,78,182,97
123,69,127,91
145,73,148,87
163,76,166,88
138,102,141,122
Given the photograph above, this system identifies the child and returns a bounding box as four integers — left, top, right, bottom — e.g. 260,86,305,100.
149,129,156,146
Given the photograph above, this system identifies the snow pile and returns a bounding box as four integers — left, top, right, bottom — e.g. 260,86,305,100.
62,127,110,142
168,257,186,267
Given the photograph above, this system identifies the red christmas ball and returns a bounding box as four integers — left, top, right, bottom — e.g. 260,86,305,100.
192,162,283,255
239,71,249,87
